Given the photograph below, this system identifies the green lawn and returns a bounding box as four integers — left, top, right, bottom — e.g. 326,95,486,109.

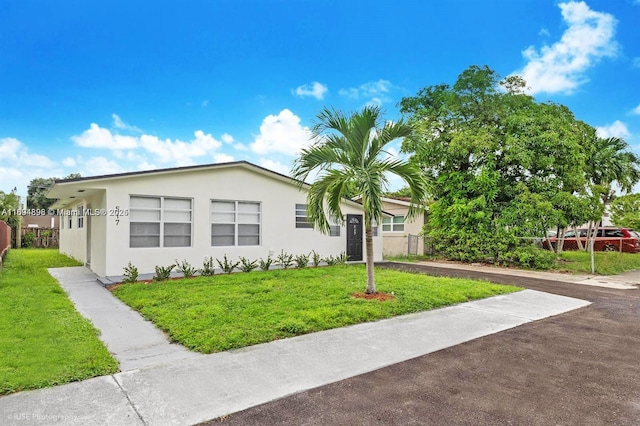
0,249,118,395
112,265,520,353
554,251,640,275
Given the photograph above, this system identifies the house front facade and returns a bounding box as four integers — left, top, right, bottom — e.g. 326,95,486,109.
380,197,427,257
46,161,382,279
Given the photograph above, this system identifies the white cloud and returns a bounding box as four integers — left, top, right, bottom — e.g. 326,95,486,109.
250,109,312,155
293,82,328,100
514,1,618,95
76,156,126,177
0,137,55,168
596,120,631,139
62,157,76,167
138,130,222,166
213,153,234,163
632,104,640,115
201,100,209,108
112,114,141,133
258,159,291,176
72,123,139,149
221,133,234,144
339,79,394,105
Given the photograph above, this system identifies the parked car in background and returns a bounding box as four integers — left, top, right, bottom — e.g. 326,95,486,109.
544,227,640,253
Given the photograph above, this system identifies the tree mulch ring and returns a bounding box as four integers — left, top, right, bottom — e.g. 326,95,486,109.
351,292,395,301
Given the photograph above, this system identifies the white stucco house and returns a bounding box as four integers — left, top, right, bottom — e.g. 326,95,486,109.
46,161,382,280
379,197,428,257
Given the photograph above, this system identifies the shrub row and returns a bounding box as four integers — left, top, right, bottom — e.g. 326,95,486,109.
121,250,350,283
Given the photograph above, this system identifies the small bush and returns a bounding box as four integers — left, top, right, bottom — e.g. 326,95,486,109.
200,257,216,276
277,250,294,269
324,255,338,266
336,251,349,265
311,250,322,267
295,253,310,269
217,255,240,274
122,262,139,283
153,264,175,282
259,256,273,271
175,259,197,278
239,257,258,273
22,232,36,248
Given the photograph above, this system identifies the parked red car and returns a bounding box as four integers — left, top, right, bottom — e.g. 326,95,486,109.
544,227,640,253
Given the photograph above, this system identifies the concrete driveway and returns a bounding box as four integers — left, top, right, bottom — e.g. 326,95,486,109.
206,262,640,425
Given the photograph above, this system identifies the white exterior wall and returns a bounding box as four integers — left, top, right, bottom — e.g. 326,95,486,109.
69,166,382,277
58,201,87,265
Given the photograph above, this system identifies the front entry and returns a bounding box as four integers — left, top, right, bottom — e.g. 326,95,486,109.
346,214,363,261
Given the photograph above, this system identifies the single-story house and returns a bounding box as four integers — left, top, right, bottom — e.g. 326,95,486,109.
46,161,383,279
379,197,428,257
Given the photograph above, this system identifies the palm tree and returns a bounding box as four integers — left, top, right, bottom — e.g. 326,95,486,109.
292,106,429,294
585,136,640,218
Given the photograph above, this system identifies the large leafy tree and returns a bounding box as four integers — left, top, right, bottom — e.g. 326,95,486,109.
292,106,429,294
610,193,640,230
399,65,593,260
27,174,81,209
0,188,20,228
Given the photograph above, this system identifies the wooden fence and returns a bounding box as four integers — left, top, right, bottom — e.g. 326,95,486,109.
20,227,59,248
0,220,11,269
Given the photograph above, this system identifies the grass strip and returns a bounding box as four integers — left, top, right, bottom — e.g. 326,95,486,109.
113,264,520,353
0,249,118,395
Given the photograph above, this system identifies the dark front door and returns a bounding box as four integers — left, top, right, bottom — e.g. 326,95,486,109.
346,214,363,261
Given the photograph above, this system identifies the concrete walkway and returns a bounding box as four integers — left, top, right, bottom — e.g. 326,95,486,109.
48,267,202,371
0,266,590,426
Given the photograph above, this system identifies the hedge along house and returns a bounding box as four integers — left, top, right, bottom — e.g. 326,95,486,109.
46,161,383,280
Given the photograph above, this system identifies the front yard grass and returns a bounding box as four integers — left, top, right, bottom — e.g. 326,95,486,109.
554,251,640,275
0,249,118,395
112,264,520,353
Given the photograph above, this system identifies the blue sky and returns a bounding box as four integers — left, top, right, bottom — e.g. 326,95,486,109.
1,0,639,200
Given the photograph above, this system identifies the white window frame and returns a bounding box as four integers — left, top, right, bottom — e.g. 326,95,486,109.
210,200,261,246
129,196,192,248
295,203,313,229
382,215,405,232
77,205,84,229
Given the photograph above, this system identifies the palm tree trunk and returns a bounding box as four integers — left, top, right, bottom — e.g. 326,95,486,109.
364,224,376,294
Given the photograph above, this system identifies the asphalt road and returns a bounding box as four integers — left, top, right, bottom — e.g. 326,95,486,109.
202,263,640,426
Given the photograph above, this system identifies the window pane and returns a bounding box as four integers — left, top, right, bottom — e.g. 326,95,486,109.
238,202,260,213
238,236,260,246
382,218,391,225
395,224,405,232
130,222,160,235
211,212,235,222
211,224,235,246
164,223,191,236
130,209,161,221
131,197,161,208
130,236,160,248
393,216,405,224
239,224,259,236
164,210,191,222
296,217,313,228
164,235,191,247
164,198,191,210
295,203,307,214
211,201,235,211
330,225,340,237
238,213,260,223
382,224,391,232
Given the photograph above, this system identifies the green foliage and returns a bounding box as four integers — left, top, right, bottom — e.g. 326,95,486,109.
610,193,640,230
216,255,240,274
276,250,294,269
112,265,520,353
200,256,216,276
0,249,117,395
239,257,259,273
556,251,640,275
324,255,338,266
22,232,36,248
292,105,430,294
259,256,274,271
153,264,175,281
27,174,81,210
0,189,20,228
295,253,310,268
336,251,350,265
399,65,619,259
122,261,139,283
175,259,197,278
311,250,323,267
